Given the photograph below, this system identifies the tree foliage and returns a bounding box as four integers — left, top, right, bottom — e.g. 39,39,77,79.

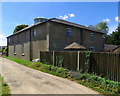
13,24,28,34
105,26,120,45
88,25,96,30
88,21,109,35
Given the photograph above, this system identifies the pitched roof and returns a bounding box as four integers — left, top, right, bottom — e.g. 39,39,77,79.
112,45,120,51
51,18,104,34
104,44,119,51
64,42,86,50
7,18,104,38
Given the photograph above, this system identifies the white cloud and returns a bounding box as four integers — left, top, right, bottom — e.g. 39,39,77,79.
108,25,117,34
115,16,120,22
0,34,7,46
59,13,75,20
69,13,75,17
102,19,110,22
60,15,68,20
68,13,75,17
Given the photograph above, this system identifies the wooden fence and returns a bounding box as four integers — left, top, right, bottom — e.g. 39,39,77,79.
40,51,120,82
91,52,120,82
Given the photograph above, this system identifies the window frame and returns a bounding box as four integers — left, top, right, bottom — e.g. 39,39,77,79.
66,28,72,37
14,45,16,55
21,43,24,56
17,35,19,44
89,46,95,51
8,38,10,43
25,32,28,42
90,32,95,40
33,29,37,37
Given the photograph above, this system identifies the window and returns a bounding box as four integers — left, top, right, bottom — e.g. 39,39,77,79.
89,47,95,51
14,45,16,54
8,38,10,43
21,44,24,56
11,37,13,43
66,28,72,37
90,33,94,40
17,35,19,44
33,29,36,37
25,32,28,42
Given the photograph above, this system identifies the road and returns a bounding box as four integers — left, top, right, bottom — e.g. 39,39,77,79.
0,57,101,95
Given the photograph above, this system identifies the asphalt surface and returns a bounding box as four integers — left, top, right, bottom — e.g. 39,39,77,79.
0,57,102,95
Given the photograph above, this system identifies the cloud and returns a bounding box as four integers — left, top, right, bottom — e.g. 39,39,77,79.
69,13,75,17
60,15,68,20
59,13,75,20
0,34,7,46
115,16,120,22
102,19,110,22
108,25,117,34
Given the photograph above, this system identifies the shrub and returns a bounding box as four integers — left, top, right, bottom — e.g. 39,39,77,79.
84,51,92,73
117,83,120,93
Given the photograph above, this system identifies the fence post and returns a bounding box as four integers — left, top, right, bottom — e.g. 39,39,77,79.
53,51,54,66
77,51,80,71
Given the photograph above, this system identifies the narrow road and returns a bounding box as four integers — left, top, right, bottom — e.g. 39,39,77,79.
1,58,100,95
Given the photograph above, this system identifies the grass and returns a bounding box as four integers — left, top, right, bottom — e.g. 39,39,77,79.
4,56,120,95
0,75,10,96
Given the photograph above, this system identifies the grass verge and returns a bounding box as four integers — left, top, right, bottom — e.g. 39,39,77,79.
4,57,120,95
0,75,10,96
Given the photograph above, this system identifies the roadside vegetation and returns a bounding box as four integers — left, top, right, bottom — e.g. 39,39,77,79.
5,57,120,95
0,75,10,96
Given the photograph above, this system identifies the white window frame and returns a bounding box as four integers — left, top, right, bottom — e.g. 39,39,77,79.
14,45,16,55
33,29,36,37
66,28,72,37
21,44,24,56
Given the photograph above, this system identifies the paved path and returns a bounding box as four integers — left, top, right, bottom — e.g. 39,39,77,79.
0,58,101,95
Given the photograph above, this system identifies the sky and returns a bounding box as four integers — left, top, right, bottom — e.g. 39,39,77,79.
0,2,119,46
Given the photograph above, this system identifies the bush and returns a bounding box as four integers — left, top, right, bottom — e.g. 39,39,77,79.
118,84,120,93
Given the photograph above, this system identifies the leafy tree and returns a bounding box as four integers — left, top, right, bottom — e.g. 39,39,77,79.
88,21,109,35
88,25,96,30
105,26,120,45
95,21,109,35
13,24,28,34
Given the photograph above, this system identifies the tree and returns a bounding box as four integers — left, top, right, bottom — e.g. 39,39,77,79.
95,21,109,35
105,26,120,45
88,25,96,30
13,24,28,34
88,21,109,35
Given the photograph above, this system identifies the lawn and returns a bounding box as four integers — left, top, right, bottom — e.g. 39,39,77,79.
0,75,10,96
5,57,120,95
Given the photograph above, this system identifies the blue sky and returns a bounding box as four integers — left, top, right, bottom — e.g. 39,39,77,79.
1,2,119,45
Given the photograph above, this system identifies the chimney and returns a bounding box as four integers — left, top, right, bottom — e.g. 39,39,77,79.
34,17,48,24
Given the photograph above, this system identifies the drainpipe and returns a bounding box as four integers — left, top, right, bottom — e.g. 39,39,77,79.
30,29,32,61
80,29,83,45
7,38,8,56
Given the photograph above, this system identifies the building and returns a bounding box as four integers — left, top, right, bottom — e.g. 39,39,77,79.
104,44,120,53
7,17,105,61
113,46,120,53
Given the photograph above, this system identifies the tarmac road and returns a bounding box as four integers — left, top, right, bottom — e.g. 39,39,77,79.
1,57,101,95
